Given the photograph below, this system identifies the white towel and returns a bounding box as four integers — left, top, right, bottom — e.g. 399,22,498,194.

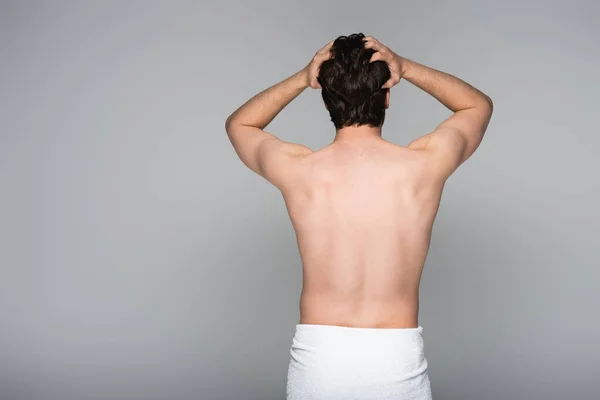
286,324,432,399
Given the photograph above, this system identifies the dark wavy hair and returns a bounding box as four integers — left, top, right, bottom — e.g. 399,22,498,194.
317,33,391,129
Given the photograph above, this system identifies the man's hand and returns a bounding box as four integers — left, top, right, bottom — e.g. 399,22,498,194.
363,36,407,89
302,40,334,89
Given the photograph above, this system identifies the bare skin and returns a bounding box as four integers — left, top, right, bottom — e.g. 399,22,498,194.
287,134,442,328
225,36,493,329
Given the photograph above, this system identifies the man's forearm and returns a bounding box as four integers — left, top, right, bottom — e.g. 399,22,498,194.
401,58,492,112
225,69,309,130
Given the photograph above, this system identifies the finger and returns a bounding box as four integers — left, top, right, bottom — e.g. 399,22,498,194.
313,52,331,65
316,43,334,61
372,37,384,47
317,39,334,55
365,36,382,46
382,75,396,89
369,51,391,63
369,52,382,62
316,48,334,63
382,74,400,89
364,40,384,52
369,51,383,63
363,39,376,49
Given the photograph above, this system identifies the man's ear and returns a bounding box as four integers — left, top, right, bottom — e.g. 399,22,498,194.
385,90,390,109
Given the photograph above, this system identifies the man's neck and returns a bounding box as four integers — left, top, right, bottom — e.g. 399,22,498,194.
333,124,383,144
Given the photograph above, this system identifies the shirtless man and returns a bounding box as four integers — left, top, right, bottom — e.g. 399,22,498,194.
225,34,493,399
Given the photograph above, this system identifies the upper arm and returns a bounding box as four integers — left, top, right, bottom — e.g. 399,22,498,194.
225,123,312,188
408,100,493,181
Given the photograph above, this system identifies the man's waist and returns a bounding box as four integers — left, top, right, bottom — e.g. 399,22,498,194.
299,292,419,329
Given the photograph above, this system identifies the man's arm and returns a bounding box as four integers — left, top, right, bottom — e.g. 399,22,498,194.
225,69,312,188
365,37,493,181
225,40,333,189
402,58,493,177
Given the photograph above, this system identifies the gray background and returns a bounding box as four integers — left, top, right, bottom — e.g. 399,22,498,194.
1,1,598,399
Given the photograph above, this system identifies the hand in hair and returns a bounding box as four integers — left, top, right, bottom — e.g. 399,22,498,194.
302,40,334,89
363,36,407,89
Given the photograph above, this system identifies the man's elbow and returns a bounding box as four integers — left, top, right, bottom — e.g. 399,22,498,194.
481,94,494,113
225,114,241,135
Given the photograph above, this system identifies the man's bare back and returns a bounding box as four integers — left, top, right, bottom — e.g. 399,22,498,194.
225,35,493,331
281,137,442,328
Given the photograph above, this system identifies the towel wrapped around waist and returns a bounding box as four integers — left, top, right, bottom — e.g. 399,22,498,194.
286,324,432,399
